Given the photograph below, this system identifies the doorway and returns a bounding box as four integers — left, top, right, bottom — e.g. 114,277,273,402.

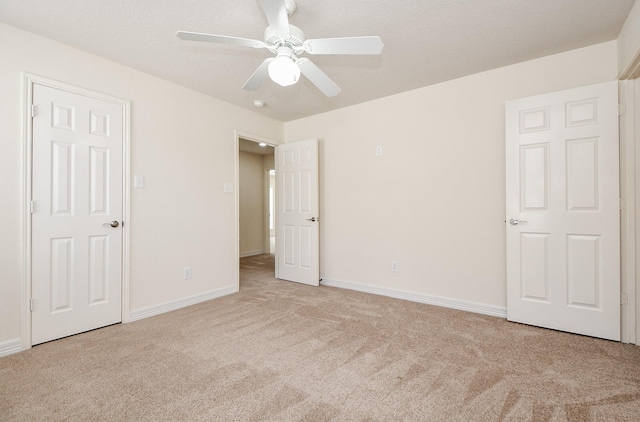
236,134,276,288
235,135,321,289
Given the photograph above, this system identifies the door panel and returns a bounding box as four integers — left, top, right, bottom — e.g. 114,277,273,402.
506,81,620,340
520,143,548,210
32,84,123,345
276,139,319,286
520,233,550,302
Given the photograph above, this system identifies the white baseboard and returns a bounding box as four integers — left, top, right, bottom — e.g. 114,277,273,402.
0,338,22,358
128,285,238,322
239,249,266,258
320,278,507,318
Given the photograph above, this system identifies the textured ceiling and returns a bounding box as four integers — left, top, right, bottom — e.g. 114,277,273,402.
0,0,635,122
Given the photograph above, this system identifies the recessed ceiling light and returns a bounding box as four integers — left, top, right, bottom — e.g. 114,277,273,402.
253,99,265,107
259,142,267,147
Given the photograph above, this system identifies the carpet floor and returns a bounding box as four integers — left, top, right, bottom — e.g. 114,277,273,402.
2,254,640,421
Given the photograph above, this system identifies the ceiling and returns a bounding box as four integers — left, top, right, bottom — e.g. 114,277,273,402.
239,137,275,155
0,0,635,122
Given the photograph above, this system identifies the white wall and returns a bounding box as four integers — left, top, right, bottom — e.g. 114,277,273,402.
618,0,640,77
284,41,618,311
0,23,282,346
239,151,265,255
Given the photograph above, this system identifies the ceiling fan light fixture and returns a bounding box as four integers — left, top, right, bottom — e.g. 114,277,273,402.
177,0,383,96
268,47,300,86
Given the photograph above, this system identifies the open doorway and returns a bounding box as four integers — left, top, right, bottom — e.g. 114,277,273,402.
237,136,276,288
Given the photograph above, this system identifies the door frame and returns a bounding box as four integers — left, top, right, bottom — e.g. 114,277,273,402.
234,130,279,290
21,74,131,351
620,79,637,344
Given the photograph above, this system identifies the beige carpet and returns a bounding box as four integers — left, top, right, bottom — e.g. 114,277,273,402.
2,254,640,421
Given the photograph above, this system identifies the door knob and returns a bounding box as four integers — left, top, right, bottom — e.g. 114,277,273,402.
103,220,119,228
509,218,528,225
305,217,318,222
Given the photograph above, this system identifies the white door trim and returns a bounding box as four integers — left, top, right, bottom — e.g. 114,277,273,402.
619,79,637,344
234,130,279,289
21,74,131,351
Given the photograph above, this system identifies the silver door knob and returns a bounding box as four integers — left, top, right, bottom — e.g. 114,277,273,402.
103,220,119,228
509,218,528,225
305,217,318,222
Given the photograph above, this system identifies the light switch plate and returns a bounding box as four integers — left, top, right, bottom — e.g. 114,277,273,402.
134,175,144,188
224,183,234,193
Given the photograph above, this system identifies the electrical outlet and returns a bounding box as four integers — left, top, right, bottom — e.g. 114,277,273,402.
391,261,399,272
376,146,383,156
183,266,192,280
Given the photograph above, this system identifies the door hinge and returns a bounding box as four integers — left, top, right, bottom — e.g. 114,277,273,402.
29,201,34,214
31,105,36,118
30,298,33,311
621,293,628,305
620,198,626,210
619,104,626,116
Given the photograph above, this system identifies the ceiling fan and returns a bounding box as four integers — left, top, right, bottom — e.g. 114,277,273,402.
176,0,383,97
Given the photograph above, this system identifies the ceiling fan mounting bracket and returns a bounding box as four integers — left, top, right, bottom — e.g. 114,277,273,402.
284,0,297,17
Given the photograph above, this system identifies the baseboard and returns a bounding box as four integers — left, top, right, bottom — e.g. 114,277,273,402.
128,285,238,322
239,249,265,258
0,338,22,358
320,278,507,318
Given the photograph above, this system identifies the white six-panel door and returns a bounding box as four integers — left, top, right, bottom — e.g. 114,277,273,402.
506,81,620,340
276,139,319,286
31,84,123,345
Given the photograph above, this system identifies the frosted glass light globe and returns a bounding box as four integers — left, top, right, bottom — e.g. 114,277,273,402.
268,55,300,87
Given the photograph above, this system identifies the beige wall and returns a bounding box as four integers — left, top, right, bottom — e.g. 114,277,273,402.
618,0,640,77
0,23,282,345
263,154,274,170
263,154,275,245
239,151,265,255
284,41,618,310
0,20,633,350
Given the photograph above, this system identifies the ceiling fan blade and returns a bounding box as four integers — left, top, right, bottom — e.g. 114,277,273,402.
176,31,265,49
297,58,341,97
242,58,274,91
303,36,384,55
261,0,290,35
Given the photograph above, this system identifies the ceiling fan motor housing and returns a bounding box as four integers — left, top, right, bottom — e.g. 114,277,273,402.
264,25,305,52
